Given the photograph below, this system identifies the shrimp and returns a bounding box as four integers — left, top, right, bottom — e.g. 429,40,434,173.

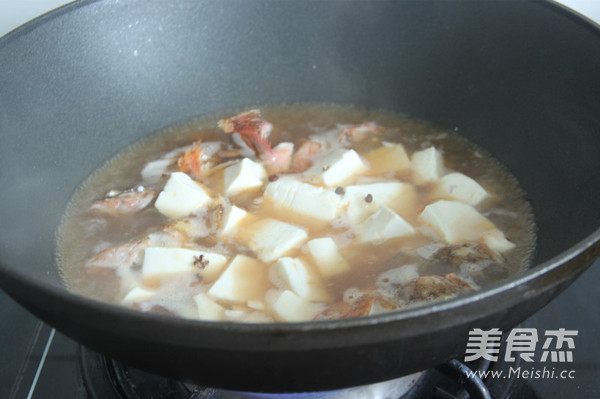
267,142,294,175
433,242,502,266
89,186,156,216
177,140,240,179
218,109,273,153
339,122,385,145
85,239,148,270
85,219,199,270
177,141,205,179
218,110,293,174
316,271,474,320
292,140,323,172
401,273,474,302
314,291,399,320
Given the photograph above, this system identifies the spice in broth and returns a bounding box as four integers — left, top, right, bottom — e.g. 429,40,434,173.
57,104,535,322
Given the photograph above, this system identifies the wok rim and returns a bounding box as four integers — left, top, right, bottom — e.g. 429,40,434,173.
0,0,599,348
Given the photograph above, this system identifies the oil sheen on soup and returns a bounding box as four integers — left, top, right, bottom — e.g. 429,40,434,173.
57,104,535,323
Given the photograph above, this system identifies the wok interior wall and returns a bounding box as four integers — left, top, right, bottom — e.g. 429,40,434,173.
0,0,599,289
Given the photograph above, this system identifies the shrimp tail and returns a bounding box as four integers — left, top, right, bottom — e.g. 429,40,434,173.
292,140,323,172
218,109,274,156
218,109,293,174
89,186,156,216
177,140,205,179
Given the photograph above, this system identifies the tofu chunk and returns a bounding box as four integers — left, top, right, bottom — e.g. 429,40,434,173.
223,158,267,195
240,218,308,262
344,182,417,223
121,287,155,304
224,309,249,320
193,293,226,321
266,289,325,322
411,147,445,185
154,172,213,218
433,172,489,206
418,200,515,252
363,142,411,175
264,178,344,222
235,311,274,323
141,158,173,183
218,205,248,236
247,300,265,311
306,237,351,278
357,206,416,244
307,149,366,186
207,255,268,303
142,247,228,283
275,257,329,302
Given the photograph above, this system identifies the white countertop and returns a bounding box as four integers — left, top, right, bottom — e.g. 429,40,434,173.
1,0,599,38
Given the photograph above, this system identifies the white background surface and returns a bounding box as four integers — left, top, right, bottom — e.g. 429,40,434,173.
1,0,600,38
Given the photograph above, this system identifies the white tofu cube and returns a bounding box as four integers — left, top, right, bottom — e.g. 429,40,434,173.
275,257,329,302
238,311,274,323
223,158,267,195
193,293,226,321
363,142,411,175
434,172,488,206
344,182,416,223
484,232,516,253
307,149,366,186
207,255,268,303
241,218,308,262
411,147,445,185
247,300,265,311
267,289,325,322
154,172,213,219
357,206,416,244
418,200,515,252
141,158,173,183
219,205,248,236
306,237,350,278
264,178,344,222
142,247,228,283
121,287,155,304
224,309,248,320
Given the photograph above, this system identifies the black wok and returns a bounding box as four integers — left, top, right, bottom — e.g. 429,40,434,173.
0,0,599,393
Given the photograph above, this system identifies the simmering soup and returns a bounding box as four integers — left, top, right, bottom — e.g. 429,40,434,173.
57,104,535,322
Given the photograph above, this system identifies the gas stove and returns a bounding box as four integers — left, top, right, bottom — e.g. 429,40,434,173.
2,261,598,398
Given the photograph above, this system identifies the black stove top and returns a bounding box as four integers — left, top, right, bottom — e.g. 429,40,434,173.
2,261,599,399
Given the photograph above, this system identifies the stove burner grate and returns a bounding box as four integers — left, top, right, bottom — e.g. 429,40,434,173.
79,345,539,399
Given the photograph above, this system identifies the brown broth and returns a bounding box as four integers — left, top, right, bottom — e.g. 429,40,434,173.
56,104,536,321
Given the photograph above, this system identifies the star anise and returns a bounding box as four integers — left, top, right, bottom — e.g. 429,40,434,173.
193,254,210,269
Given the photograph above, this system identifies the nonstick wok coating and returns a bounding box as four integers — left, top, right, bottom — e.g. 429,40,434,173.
0,0,599,392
